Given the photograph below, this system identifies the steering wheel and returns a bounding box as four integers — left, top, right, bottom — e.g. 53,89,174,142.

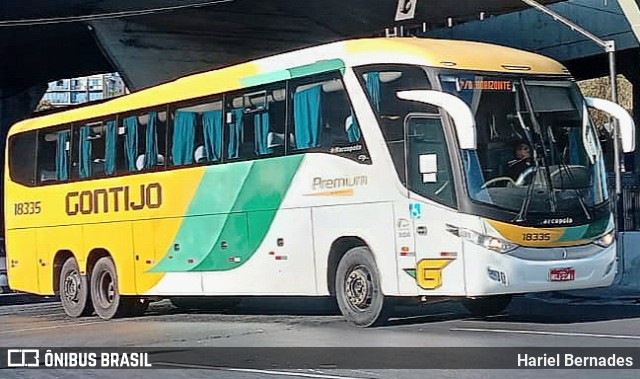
481,176,516,189
515,166,537,186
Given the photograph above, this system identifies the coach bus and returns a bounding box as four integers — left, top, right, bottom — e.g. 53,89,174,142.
4,37,635,327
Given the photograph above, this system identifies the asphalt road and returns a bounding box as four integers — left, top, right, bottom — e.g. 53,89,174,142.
1,293,640,378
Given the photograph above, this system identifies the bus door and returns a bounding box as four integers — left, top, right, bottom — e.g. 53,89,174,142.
406,115,465,295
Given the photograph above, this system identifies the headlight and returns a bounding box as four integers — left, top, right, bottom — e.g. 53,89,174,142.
593,230,615,248
447,226,519,254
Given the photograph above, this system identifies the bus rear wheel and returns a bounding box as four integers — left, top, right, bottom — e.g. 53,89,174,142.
90,257,130,319
462,295,512,317
335,247,391,327
60,257,93,317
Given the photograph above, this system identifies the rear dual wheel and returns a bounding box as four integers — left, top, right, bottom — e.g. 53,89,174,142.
90,257,146,319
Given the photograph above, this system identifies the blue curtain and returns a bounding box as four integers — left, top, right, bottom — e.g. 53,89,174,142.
105,120,117,175
293,85,322,149
78,126,92,178
203,110,222,161
254,111,272,155
123,116,138,172
365,72,381,112
144,111,159,168
227,109,243,159
172,111,196,165
55,130,70,181
462,150,491,202
568,128,581,165
346,112,361,143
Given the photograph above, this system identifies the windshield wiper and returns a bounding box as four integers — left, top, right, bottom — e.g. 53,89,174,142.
520,84,558,214
513,165,538,223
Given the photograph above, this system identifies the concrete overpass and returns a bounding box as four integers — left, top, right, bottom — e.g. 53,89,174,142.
0,0,564,136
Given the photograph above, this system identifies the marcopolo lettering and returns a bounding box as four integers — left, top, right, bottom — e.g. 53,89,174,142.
66,183,162,215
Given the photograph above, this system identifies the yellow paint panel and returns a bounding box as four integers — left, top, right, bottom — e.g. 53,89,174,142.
36,225,83,294
486,219,588,247
416,259,453,290
345,38,567,75
5,168,204,295
6,229,39,294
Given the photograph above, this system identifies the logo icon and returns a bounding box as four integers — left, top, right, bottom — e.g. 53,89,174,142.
409,203,422,219
7,349,40,367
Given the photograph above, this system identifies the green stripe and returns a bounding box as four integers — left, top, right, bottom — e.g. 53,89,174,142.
151,155,304,272
557,216,610,242
287,59,345,78
240,59,345,88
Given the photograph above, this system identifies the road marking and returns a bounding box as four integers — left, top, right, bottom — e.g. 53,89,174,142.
155,362,366,379
0,320,117,335
451,327,640,340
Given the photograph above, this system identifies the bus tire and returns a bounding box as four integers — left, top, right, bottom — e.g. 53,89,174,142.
90,257,130,319
335,246,391,327
462,295,512,317
59,257,93,317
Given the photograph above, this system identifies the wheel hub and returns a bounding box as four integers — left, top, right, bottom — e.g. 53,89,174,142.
63,271,80,303
98,271,115,307
345,266,372,310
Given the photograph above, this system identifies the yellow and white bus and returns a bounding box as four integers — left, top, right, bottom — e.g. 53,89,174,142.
5,37,635,326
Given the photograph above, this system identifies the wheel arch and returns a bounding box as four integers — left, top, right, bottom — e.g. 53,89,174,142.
326,236,371,296
52,250,75,294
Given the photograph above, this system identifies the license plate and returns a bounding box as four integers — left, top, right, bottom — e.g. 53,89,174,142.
549,268,575,282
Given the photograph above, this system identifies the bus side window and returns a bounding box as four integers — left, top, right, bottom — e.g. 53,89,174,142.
9,131,37,186
357,65,433,185
225,85,286,161
290,74,365,159
170,99,223,166
37,126,71,183
121,110,167,173
73,120,113,179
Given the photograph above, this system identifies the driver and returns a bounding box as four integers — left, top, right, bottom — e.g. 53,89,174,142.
505,141,533,180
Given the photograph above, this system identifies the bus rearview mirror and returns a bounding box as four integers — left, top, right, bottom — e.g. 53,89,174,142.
396,90,477,150
585,97,636,153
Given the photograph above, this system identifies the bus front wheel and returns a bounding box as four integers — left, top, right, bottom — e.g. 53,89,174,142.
90,257,130,319
335,246,391,327
60,257,93,317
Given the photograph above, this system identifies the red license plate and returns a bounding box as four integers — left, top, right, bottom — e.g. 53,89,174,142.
549,268,575,282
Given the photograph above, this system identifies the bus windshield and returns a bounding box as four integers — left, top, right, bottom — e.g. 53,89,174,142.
440,74,608,223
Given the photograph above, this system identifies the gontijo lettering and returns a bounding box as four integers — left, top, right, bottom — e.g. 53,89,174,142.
65,183,162,215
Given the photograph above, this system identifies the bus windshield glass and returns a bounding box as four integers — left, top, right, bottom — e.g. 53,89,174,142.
440,74,607,223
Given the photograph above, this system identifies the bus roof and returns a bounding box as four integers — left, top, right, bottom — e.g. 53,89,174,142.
10,37,569,135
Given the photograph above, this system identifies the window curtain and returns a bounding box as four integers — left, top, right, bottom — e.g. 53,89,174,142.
172,111,196,165
104,120,117,175
123,116,138,172
254,111,272,155
78,125,92,178
293,85,322,149
227,109,243,159
365,72,381,112
346,112,361,143
203,110,222,161
144,111,159,168
568,128,581,165
55,130,70,181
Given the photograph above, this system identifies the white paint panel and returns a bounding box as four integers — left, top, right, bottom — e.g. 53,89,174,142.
312,202,397,295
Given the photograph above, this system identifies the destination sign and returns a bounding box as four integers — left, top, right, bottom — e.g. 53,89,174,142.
458,79,513,91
